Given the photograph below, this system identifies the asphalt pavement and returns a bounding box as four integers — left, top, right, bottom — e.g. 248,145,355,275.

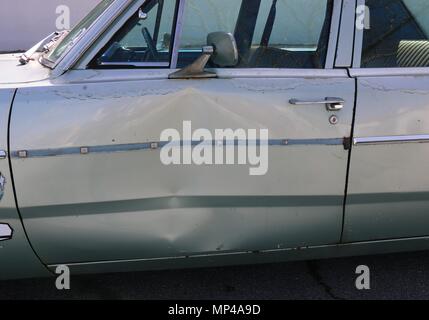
2,250,429,300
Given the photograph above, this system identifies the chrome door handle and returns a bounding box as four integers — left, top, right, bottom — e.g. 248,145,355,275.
289,97,345,111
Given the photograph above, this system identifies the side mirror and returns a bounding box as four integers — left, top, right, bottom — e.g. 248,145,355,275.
207,32,239,67
169,46,216,79
169,32,238,79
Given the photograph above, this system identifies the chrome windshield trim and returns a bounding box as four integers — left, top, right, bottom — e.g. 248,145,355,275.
52,0,135,77
46,2,115,69
354,135,429,146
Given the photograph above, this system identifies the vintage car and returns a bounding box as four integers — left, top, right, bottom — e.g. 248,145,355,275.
1,0,429,280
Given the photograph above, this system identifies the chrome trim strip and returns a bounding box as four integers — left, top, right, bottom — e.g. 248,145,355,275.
53,0,135,76
354,135,429,146
352,0,365,68
12,138,344,159
98,62,170,67
325,0,342,69
335,0,356,67
215,68,349,78
170,0,186,69
50,0,119,70
349,67,429,77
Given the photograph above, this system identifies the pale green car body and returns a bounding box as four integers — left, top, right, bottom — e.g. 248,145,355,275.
1,0,429,280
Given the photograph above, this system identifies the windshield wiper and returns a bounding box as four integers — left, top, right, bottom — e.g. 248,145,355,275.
19,31,66,65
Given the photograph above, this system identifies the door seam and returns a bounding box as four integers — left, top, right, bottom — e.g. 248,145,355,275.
7,88,53,275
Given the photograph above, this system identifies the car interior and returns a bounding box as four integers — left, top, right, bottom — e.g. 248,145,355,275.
177,0,333,69
362,0,429,68
94,0,333,69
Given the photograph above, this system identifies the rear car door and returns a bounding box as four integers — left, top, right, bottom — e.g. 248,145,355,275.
10,0,355,266
345,0,429,241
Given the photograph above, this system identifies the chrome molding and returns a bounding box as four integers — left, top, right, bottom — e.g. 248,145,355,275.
98,62,170,67
170,0,187,69
352,0,365,68
335,0,357,67
53,0,135,76
354,135,429,146
12,138,344,159
0,224,13,241
325,0,342,69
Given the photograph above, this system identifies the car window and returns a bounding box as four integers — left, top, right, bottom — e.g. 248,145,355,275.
46,0,115,65
361,0,429,68
177,0,333,69
94,0,178,66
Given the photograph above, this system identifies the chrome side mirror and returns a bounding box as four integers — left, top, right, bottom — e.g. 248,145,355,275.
169,46,216,79
169,32,238,80
207,32,239,67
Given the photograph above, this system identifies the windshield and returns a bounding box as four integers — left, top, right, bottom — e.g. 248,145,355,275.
44,0,115,64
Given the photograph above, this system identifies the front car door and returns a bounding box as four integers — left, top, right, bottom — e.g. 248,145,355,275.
10,0,355,268
345,0,429,241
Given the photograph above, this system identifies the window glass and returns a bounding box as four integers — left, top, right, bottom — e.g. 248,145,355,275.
95,0,177,66
177,0,333,69
252,0,328,51
362,0,429,68
179,0,242,51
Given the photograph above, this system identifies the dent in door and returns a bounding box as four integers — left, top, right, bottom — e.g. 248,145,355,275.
10,78,353,264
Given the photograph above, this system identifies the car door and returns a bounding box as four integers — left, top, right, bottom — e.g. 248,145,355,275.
10,0,355,266
345,0,429,242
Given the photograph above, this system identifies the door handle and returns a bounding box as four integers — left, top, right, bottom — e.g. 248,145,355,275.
289,97,345,111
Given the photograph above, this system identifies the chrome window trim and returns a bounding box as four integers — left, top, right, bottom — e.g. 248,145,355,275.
170,0,186,69
321,0,343,69
45,27,87,70
71,0,342,72
349,67,429,77
61,68,350,85
335,0,356,68
214,68,349,78
53,0,135,77
354,135,429,146
352,0,364,68
98,62,170,67
76,0,148,70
